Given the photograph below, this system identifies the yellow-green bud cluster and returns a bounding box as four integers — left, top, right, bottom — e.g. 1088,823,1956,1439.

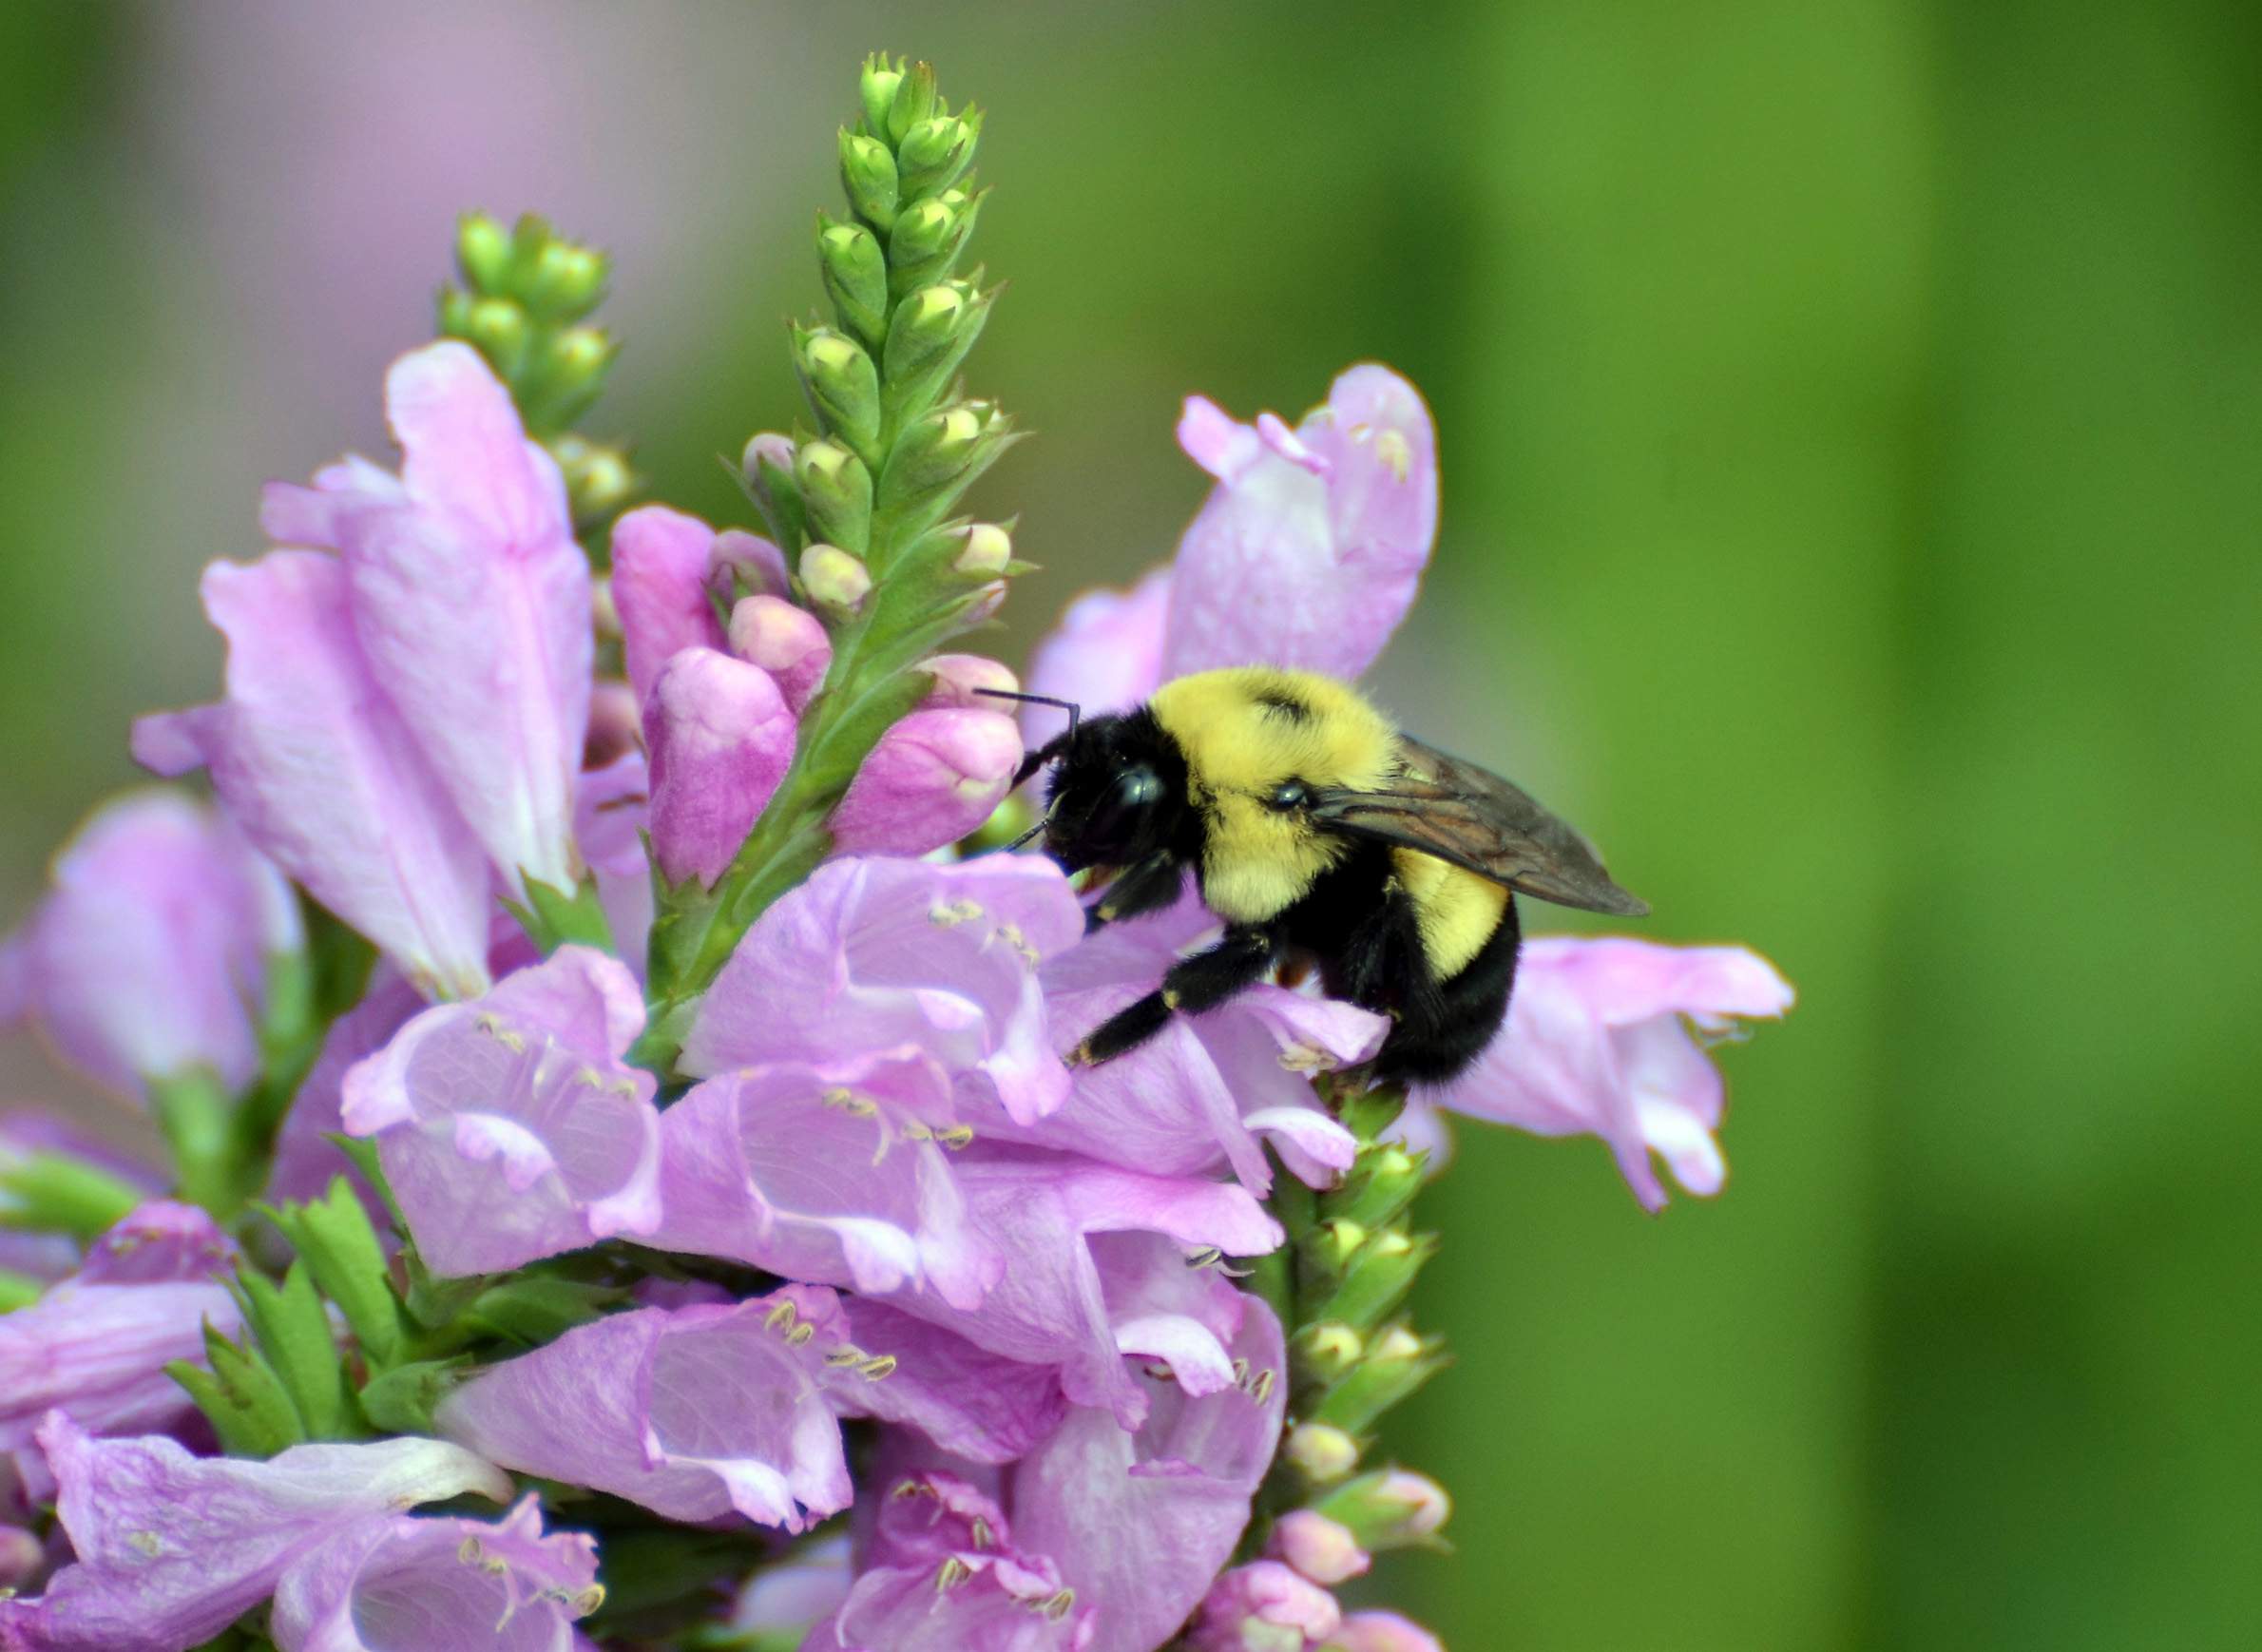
439,212,633,536
1255,1084,1452,1560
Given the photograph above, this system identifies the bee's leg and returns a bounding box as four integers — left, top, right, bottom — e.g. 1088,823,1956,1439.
1071,925,1277,1066
1083,851,1183,935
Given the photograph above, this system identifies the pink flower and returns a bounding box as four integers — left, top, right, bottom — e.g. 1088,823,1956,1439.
0,1204,240,1459
268,1496,599,1652
1024,364,1436,719
1425,937,1794,1210
340,945,661,1275
437,1285,856,1532
807,1471,1093,1651
830,706,1024,856
681,855,1083,1126
642,644,798,884
0,1414,511,1652
1,792,298,1099
609,503,788,708
1006,897,1380,1193
831,1297,1069,1465
648,1049,1000,1311
1187,1561,1343,1651
136,342,595,996
1267,1511,1370,1586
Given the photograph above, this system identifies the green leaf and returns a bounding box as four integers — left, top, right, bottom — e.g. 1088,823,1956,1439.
263,1179,407,1372
0,1267,42,1313
233,1262,358,1440
464,1275,627,1346
149,1067,245,1218
356,1355,470,1436
506,873,617,957
0,1148,142,1239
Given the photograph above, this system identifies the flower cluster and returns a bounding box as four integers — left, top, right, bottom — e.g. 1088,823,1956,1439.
0,53,1790,1652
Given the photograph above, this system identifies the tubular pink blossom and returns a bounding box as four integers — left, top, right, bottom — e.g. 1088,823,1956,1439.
1425,936,1793,1210
132,551,492,1000
831,706,1024,856
1187,1561,1343,1651
642,646,797,885
1,792,297,1099
340,946,661,1275
437,1286,856,1531
0,1414,511,1652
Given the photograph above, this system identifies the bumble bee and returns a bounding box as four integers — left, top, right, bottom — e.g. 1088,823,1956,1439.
988,666,1647,1085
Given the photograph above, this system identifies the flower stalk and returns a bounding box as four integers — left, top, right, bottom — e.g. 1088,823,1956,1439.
639,55,1017,1066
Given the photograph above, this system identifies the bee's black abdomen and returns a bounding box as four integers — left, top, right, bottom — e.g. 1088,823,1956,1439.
1367,895,1520,1085
1286,843,1522,1086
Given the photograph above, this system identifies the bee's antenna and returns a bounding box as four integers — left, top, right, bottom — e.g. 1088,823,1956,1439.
971,686,1081,746
999,815,1050,853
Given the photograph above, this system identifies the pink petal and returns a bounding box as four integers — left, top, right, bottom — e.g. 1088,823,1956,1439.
611,504,731,708
1022,566,1174,728
831,1298,1069,1465
727,593,832,713
385,340,566,551
2,1416,509,1652
438,1290,853,1531
1161,363,1438,683
131,552,490,1000
831,708,1023,856
340,948,660,1274
642,646,797,886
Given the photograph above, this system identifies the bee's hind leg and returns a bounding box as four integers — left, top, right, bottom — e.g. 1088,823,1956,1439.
1068,924,1278,1066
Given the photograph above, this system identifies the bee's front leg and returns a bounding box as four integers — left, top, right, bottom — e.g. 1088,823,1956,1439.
1082,851,1183,935
1068,924,1277,1066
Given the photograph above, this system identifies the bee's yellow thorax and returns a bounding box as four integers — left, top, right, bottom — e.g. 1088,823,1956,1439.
1149,668,1400,925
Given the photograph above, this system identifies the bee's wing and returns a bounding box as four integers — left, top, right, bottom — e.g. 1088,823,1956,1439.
1310,735,1650,916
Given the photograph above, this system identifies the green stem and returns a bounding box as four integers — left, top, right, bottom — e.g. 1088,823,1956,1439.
151,1068,244,1218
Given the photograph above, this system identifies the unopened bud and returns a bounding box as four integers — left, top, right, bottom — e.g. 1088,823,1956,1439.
1327,1144,1425,1231
1315,1470,1450,1552
1269,1510,1371,1586
1313,1324,1446,1435
1321,1227,1431,1333
799,543,872,614
920,654,1017,707
839,129,900,233
741,432,806,550
551,435,636,526
455,212,513,292
521,239,606,321
897,112,977,196
883,280,976,380
953,522,1012,575
1282,1421,1361,1484
462,296,529,376
859,53,904,138
885,59,939,145
1326,1611,1446,1652
817,215,889,348
729,594,832,711
1299,1218,1367,1284
1295,1322,1364,1385
795,326,880,454
793,439,873,555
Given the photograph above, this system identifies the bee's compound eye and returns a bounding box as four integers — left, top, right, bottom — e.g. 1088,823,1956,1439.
1083,763,1164,854
1268,779,1310,812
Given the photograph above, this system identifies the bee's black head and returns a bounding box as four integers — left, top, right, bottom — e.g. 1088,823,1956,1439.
1036,707,1189,873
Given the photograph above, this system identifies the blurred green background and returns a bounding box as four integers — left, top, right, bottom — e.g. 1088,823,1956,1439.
3,3,2255,1648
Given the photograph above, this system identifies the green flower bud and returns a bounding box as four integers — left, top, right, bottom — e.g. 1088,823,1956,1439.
839,129,900,234
795,325,881,457
818,214,890,349
1315,1469,1451,1551
1283,1421,1363,1484
886,58,939,145
519,238,608,323
888,187,983,297
1313,1325,1447,1435
463,296,530,379
897,111,979,197
357,1356,470,1437
875,399,1013,532
800,542,872,613
882,279,978,383
1326,1143,1426,1231
1298,1217,1368,1287
860,53,904,138
454,211,513,293
1318,1227,1435,1333
1294,1321,1365,1386
549,432,638,529
795,439,874,555
952,522,1012,575
742,432,806,551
